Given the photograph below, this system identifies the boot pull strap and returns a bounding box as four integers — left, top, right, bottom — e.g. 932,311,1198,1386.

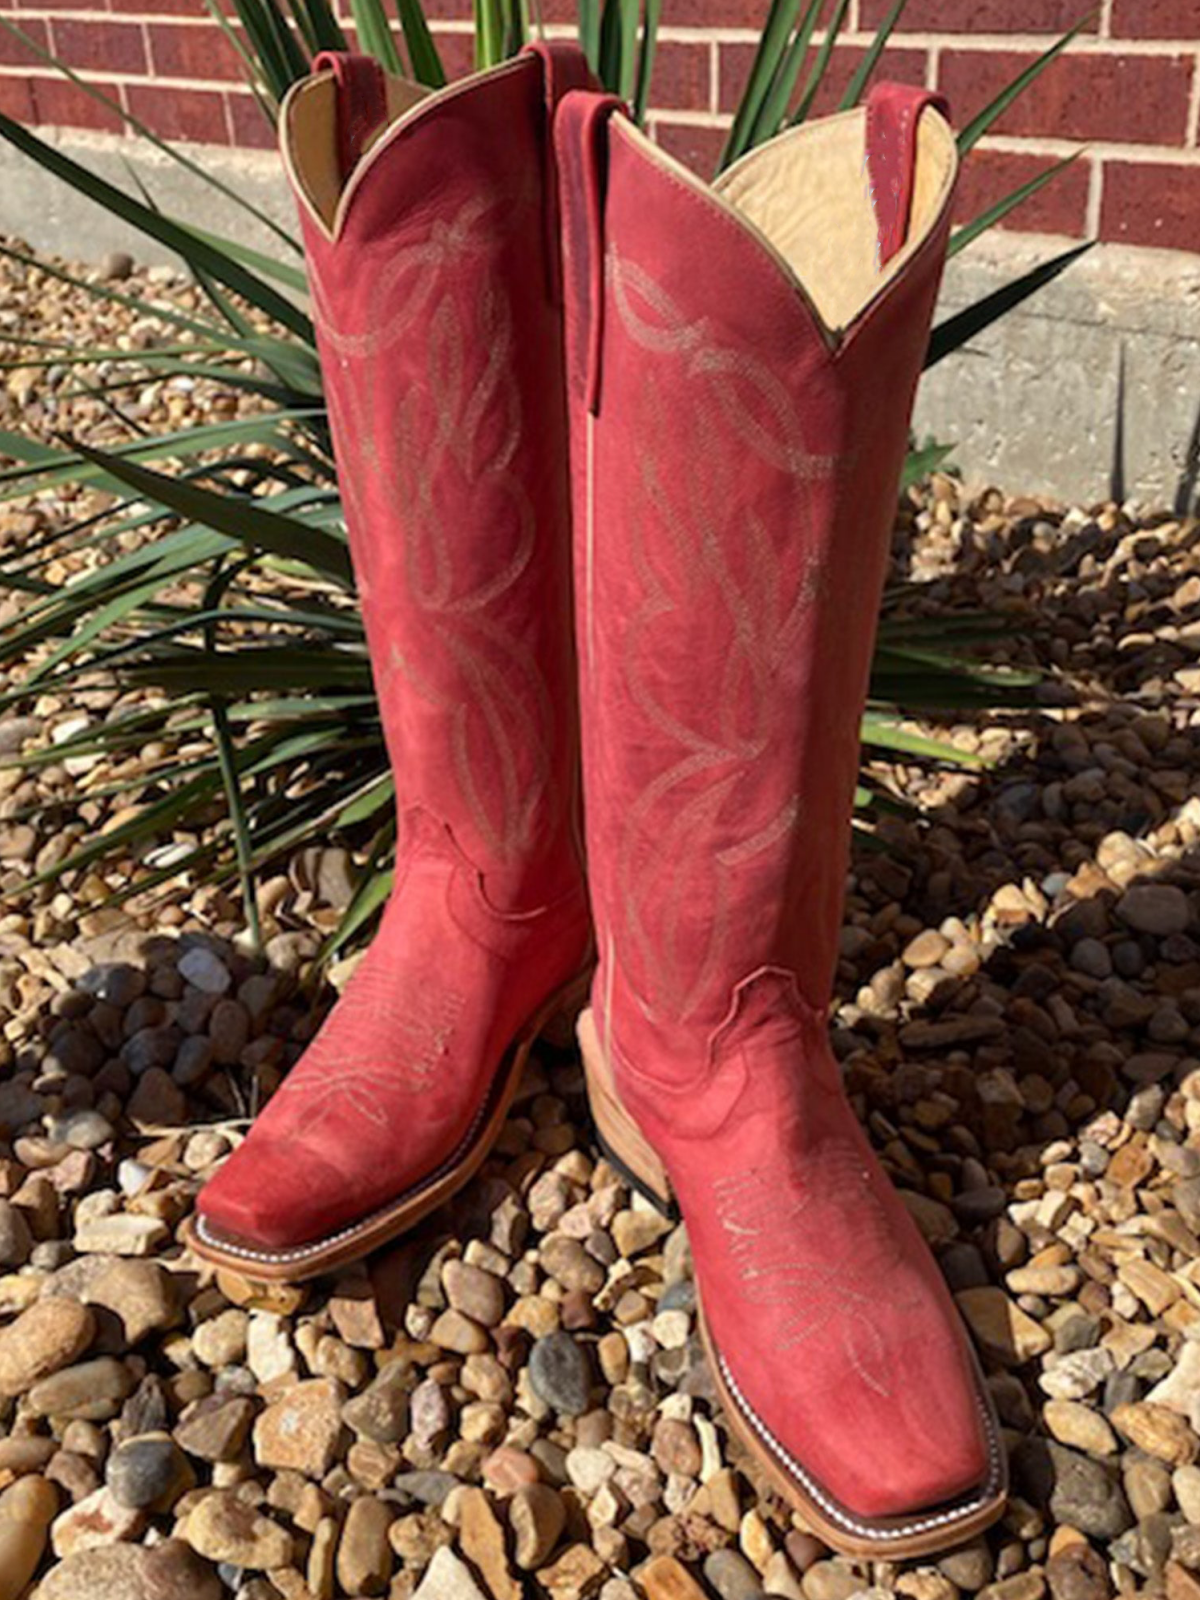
554,89,624,415
523,43,598,307
523,40,596,119
865,82,950,267
312,51,389,185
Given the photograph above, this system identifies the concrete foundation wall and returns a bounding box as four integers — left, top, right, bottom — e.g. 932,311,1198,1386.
3,128,1199,509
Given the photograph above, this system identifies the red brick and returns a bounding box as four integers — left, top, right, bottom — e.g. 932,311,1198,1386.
652,40,711,113
861,0,1096,30
953,146,1091,237
0,15,46,67
228,91,277,150
50,20,149,77
29,75,125,133
1100,159,1200,250
656,0,775,24
421,0,472,18
937,48,1193,145
126,81,230,143
427,27,475,80
148,22,246,82
1111,0,1200,37
718,40,926,117
652,118,728,180
108,0,211,13
0,73,34,119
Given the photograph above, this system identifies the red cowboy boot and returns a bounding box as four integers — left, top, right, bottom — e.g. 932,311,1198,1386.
556,86,1007,1555
188,44,594,1281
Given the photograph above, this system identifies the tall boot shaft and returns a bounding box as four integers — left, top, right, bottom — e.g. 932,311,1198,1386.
285,45,592,905
558,88,956,1056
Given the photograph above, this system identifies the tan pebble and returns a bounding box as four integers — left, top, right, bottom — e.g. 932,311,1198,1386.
1112,1402,1199,1466
184,1489,294,1569
253,1379,345,1478
0,1474,58,1600
336,1494,393,1597
510,1482,566,1570
955,1287,1051,1364
1042,1400,1118,1456
637,1554,706,1599
307,1516,337,1600
0,1300,94,1397
740,1506,775,1574
763,1550,805,1599
458,1487,519,1600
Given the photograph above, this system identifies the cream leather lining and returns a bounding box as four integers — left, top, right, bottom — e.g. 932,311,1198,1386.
282,70,429,236
714,106,957,331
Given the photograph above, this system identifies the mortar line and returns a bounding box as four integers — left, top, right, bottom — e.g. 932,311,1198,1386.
1085,153,1103,239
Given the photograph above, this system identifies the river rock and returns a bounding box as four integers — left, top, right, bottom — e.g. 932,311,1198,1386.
106,1432,190,1509
529,1331,592,1415
84,1259,177,1345
0,1474,58,1600
1117,884,1191,937
183,1489,294,1568
510,1482,566,1569
51,1484,145,1557
0,1298,94,1396
336,1493,393,1596
253,1377,345,1477
27,1356,134,1420
412,1545,488,1599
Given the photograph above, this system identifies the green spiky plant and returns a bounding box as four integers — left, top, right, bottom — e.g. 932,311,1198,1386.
0,0,1081,955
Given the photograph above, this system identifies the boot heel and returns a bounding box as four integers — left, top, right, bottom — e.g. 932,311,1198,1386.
539,969,594,1050
577,1008,676,1218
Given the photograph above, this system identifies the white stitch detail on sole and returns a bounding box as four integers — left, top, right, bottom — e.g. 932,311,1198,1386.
193,1091,494,1268
717,1349,1004,1543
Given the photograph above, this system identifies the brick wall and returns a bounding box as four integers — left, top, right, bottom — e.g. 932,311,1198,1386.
1,0,1198,252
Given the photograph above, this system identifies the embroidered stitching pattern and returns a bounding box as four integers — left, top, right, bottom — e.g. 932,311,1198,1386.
711,1133,922,1395
601,249,834,1026
295,964,467,1131
309,190,558,866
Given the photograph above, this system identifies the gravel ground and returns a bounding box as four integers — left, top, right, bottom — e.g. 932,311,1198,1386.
1,237,1200,1600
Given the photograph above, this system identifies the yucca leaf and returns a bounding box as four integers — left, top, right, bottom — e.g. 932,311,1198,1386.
120,647,369,692
743,0,823,154
949,153,1082,258
860,713,987,765
632,0,661,123
0,411,321,496
927,241,1090,368
791,0,850,125
0,113,313,343
901,439,955,487
956,10,1095,156
288,0,349,54
577,0,601,71
320,849,393,961
171,224,310,292
720,0,805,169
599,0,640,99
68,440,354,586
351,0,404,71
394,0,446,85
475,0,506,69
838,0,908,110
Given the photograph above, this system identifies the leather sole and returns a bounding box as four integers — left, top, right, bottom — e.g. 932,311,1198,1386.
181,970,592,1284
577,1004,1010,1558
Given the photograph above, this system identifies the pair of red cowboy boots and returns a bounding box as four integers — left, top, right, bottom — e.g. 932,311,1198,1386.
188,42,1007,1555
